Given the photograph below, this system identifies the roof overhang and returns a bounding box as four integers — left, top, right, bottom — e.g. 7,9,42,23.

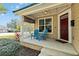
13,3,38,13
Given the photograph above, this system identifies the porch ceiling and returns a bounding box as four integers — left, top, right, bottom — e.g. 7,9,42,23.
15,3,72,20
27,3,72,19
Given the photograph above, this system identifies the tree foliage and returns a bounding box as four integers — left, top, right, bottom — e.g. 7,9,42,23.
7,19,20,32
7,20,17,29
0,4,6,13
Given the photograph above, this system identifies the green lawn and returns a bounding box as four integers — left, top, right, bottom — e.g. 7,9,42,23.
0,33,16,39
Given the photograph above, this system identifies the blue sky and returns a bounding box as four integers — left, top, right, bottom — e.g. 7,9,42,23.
0,3,31,26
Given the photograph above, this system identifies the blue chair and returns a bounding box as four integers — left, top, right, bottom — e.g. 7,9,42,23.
31,29,39,39
38,29,48,40
31,29,48,41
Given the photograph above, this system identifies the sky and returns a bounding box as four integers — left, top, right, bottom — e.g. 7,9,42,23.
0,3,31,27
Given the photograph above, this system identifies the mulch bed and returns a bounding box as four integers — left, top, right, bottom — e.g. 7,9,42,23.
16,46,40,56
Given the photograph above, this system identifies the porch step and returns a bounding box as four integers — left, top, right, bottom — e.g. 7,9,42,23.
39,48,74,56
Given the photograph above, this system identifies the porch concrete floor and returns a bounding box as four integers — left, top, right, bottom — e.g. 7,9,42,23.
20,38,78,55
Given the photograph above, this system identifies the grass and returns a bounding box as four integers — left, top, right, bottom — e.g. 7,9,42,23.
0,33,16,39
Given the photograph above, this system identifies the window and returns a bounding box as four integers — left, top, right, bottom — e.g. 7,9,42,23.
39,19,44,32
39,17,52,33
39,19,44,25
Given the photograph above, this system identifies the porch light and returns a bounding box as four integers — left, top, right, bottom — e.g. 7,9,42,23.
37,16,39,17
44,11,48,14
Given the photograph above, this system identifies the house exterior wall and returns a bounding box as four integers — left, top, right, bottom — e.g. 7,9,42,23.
34,19,38,29
71,4,79,53
34,15,58,39
53,15,58,39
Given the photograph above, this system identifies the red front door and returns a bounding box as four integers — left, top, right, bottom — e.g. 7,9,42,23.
60,13,68,41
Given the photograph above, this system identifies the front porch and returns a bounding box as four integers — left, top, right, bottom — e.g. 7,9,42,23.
19,3,78,55
20,37,78,55
14,3,79,55
19,3,73,43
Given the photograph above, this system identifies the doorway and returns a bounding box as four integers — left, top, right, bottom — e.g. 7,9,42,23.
58,9,72,43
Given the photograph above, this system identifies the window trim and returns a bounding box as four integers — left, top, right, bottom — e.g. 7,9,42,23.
38,17,53,34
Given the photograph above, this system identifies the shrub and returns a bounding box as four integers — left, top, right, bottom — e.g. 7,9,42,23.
0,39,22,56
0,39,15,46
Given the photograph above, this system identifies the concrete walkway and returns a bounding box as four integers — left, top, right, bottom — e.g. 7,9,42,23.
39,48,72,56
